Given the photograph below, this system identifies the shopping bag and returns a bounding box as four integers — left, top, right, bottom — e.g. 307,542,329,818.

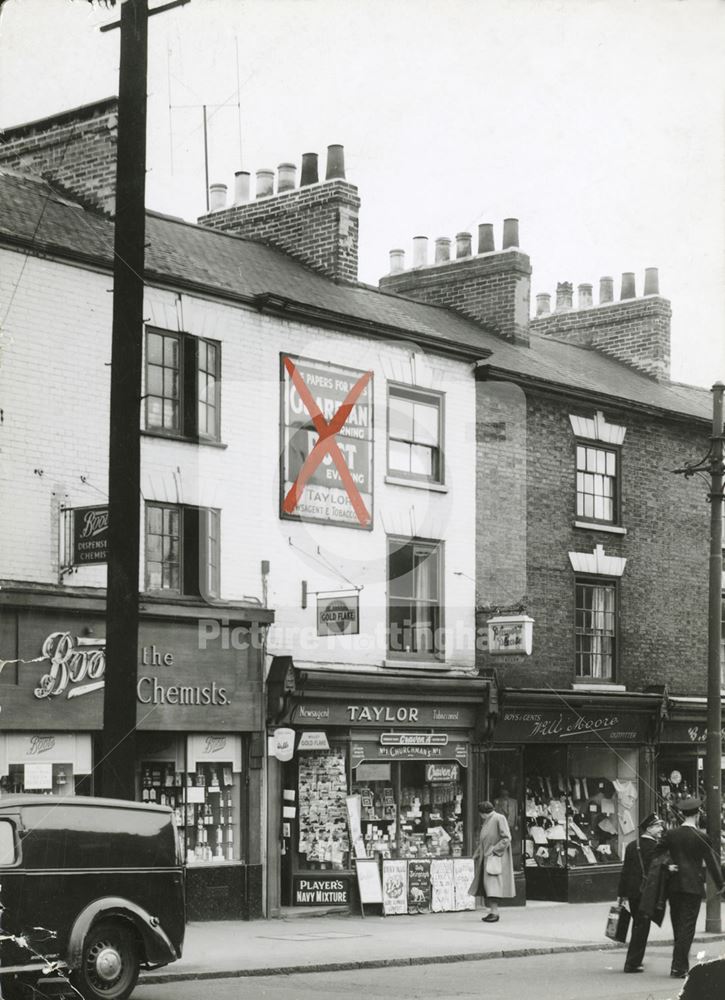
604,903,630,943
485,854,503,875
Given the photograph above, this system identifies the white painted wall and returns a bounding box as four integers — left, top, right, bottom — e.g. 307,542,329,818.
0,249,477,670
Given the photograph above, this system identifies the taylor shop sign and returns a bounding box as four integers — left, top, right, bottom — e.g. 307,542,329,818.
292,701,477,729
495,707,651,743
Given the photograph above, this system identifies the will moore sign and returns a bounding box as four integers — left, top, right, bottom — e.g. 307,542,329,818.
281,355,373,528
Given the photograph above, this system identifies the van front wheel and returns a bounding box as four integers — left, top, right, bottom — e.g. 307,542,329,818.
71,920,139,1000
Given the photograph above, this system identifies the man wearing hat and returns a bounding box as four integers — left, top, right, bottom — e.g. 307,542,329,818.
662,796,725,979
617,812,665,972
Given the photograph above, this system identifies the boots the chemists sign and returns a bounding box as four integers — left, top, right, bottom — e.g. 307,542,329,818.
280,354,373,529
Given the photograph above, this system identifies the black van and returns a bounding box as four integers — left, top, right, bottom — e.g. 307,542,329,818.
0,796,185,999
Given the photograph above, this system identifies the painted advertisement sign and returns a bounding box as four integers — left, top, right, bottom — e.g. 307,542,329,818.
281,354,373,529
495,707,651,743
316,595,360,636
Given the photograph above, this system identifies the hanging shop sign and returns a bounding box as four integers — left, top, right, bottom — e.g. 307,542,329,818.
71,505,109,565
351,738,469,767
297,731,330,751
280,354,374,529
316,595,360,636
292,700,477,729
293,874,351,906
495,706,652,743
271,728,296,762
486,615,534,655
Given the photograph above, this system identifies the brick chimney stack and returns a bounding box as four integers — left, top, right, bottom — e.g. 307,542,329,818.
197,144,360,284
531,268,671,381
379,219,531,345
0,98,119,215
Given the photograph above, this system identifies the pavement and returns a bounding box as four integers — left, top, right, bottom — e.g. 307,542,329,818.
139,902,725,984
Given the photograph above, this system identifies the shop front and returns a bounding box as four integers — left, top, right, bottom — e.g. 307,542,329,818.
266,662,495,915
0,587,271,920
492,689,664,902
658,696,725,833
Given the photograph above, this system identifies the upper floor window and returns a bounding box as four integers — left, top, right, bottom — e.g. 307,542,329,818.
576,445,618,523
387,537,443,659
145,502,220,599
145,328,221,441
388,386,443,483
575,579,616,680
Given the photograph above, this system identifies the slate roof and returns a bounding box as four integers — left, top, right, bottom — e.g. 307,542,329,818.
0,169,711,423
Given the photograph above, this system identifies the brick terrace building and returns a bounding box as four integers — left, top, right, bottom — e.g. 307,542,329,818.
0,98,720,914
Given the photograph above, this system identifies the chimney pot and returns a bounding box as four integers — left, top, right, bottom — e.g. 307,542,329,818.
502,218,519,249
621,272,636,300
599,276,614,304
389,248,405,274
256,169,275,199
233,170,250,205
208,182,228,212
412,236,429,268
456,232,472,259
478,223,495,254
325,144,346,180
577,283,593,309
644,266,659,295
536,292,551,316
434,237,451,263
277,162,296,192
555,281,573,312
300,152,319,186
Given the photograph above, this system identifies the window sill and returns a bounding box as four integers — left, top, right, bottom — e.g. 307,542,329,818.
573,520,627,535
384,657,447,670
384,475,448,493
571,683,626,692
142,430,228,449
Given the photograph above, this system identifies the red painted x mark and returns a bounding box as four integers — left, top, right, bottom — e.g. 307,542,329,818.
283,356,373,526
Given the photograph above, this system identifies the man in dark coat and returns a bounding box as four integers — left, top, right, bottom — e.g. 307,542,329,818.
617,812,664,973
662,797,725,979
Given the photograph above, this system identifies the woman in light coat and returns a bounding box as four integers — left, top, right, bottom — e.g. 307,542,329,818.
470,800,516,921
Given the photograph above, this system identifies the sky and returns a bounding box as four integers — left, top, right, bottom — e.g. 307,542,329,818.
0,0,723,389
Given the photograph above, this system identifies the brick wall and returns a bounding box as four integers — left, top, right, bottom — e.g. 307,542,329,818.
476,385,710,697
0,98,118,215
379,250,532,346
197,180,361,284
531,296,672,381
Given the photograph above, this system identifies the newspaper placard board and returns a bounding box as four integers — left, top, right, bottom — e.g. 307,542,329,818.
354,858,383,905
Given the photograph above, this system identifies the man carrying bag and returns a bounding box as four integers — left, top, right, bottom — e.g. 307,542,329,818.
616,812,665,973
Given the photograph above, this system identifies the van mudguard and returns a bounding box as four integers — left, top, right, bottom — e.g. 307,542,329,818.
67,897,179,970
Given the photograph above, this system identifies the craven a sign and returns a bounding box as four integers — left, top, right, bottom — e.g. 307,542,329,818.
317,595,359,636
280,354,373,529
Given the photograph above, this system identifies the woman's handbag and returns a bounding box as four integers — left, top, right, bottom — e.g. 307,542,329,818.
604,903,631,943
485,854,503,875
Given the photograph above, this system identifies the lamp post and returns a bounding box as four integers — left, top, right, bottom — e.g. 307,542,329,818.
675,381,724,932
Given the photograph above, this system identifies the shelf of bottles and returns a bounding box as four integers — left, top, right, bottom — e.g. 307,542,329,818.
140,761,240,865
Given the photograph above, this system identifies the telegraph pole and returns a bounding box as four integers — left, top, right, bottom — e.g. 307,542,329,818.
705,382,724,932
101,0,149,800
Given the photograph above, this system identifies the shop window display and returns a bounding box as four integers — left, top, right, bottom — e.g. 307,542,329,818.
297,749,350,870
524,747,638,871
2,762,80,796
351,761,464,861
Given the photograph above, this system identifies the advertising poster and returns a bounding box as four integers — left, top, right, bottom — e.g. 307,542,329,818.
430,859,454,912
382,859,408,916
453,858,476,911
407,859,432,914
281,355,373,529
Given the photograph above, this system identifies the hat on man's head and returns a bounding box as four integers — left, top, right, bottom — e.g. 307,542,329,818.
677,797,702,815
638,812,663,833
